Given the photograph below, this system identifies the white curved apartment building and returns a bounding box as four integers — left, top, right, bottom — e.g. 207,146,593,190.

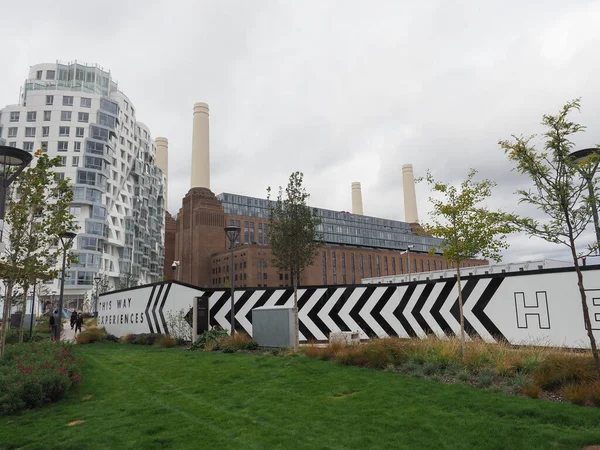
0,61,166,308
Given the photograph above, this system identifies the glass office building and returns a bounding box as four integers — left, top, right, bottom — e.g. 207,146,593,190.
217,193,443,254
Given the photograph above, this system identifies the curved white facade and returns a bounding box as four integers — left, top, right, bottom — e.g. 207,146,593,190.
0,61,166,307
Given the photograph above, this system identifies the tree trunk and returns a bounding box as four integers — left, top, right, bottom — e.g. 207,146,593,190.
568,233,600,378
17,285,29,343
0,281,14,358
293,271,299,353
456,266,466,362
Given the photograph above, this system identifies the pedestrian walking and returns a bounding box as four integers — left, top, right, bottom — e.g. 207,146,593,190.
70,309,77,330
49,312,57,341
75,313,84,334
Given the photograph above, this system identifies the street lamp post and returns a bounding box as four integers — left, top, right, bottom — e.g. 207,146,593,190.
402,245,415,280
224,225,240,335
0,146,33,244
171,261,181,281
56,231,77,341
569,148,600,255
28,283,36,340
93,276,102,316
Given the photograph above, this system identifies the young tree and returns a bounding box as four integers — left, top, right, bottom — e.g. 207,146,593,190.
420,169,517,360
500,99,600,376
267,172,322,352
0,151,77,355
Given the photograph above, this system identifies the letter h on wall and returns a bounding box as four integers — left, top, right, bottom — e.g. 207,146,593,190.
514,291,550,329
586,289,600,331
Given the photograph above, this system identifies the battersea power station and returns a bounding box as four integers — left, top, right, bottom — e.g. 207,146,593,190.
163,103,486,288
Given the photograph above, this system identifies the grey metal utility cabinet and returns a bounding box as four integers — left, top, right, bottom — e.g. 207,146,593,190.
251,306,295,348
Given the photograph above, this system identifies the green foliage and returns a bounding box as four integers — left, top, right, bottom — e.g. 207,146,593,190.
191,329,229,350
500,98,599,253
420,169,517,265
420,169,517,360
267,171,322,281
0,151,78,354
0,342,83,414
267,171,322,352
500,98,600,377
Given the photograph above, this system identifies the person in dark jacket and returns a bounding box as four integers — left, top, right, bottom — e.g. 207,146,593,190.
70,310,77,330
75,313,84,334
49,313,57,341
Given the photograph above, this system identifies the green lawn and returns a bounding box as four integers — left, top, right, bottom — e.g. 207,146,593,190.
2,344,600,450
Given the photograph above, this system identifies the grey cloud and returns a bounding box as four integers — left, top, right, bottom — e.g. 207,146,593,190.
1,0,599,265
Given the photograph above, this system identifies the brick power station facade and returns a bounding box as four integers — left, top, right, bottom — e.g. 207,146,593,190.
163,103,486,288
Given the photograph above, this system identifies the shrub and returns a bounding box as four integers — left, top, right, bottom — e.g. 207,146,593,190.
156,335,177,348
585,382,600,407
562,383,587,405
0,342,83,414
522,383,541,399
191,329,229,350
243,340,259,351
75,327,107,344
106,334,120,343
217,332,253,351
476,370,495,388
531,353,597,390
422,362,443,376
457,370,471,383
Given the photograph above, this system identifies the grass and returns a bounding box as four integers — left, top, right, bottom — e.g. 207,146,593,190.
302,337,600,405
1,345,600,449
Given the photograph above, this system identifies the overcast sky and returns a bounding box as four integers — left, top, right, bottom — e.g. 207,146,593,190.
2,0,599,264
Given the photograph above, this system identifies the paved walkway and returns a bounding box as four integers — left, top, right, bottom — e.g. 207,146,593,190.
60,320,78,342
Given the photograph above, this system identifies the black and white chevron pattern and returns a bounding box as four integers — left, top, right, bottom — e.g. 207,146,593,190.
204,277,506,343
145,284,172,335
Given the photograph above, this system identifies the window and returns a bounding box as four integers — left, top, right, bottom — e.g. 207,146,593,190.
42,126,49,137
43,110,51,121
78,112,89,123
244,221,249,243
23,142,34,151
55,173,65,181
26,111,36,122
62,96,74,106
7,127,17,138
41,142,48,152
59,126,70,136
59,156,67,166
384,256,388,276
25,127,36,137
80,97,92,108
322,251,327,284
341,252,347,284
8,142,16,147
9,112,19,122
36,70,42,80
46,95,54,105
74,142,81,152
332,251,337,284
76,127,84,137
351,254,356,283
368,255,373,277
72,156,79,167
57,141,69,151
359,255,364,279
46,70,55,80
375,255,380,277
249,222,255,243
61,111,72,121
69,206,81,216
